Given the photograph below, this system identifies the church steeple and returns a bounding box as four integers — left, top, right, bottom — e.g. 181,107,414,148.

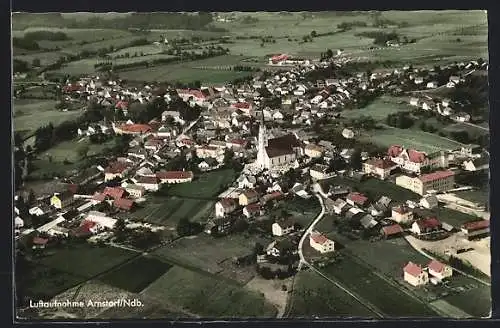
256,110,268,169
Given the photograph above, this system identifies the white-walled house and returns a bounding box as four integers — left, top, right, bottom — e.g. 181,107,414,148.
309,232,335,253
215,198,238,218
427,260,452,281
403,262,429,287
272,219,295,236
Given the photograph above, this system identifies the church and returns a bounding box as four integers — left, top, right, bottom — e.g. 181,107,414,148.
255,117,302,170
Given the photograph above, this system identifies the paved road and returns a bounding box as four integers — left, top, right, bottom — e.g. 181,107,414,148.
461,121,489,132
297,183,325,270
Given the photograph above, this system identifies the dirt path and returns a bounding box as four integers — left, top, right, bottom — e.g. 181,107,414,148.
244,276,291,318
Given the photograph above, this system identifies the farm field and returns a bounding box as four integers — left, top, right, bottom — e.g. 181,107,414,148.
440,284,491,318
321,176,421,202
98,256,173,293
119,63,252,84
167,168,237,198
142,265,277,318
129,196,212,228
14,99,83,135
15,51,68,66
320,256,439,317
40,138,114,163
288,269,377,318
35,244,137,279
363,125,464,153
151,233,270,283
342,96,412,121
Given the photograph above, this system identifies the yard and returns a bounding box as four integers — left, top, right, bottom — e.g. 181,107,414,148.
416,206,481,228
142,265,277,318
98,256,173,293
167,168,237,198
288,269,377,318
440,285,491,318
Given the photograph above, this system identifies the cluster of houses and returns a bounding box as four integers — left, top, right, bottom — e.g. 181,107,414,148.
403,259,453,287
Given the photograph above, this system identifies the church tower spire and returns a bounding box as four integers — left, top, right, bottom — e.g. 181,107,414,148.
256,110,268,169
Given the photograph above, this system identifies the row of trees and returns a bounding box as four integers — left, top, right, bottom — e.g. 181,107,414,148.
386,111,414,129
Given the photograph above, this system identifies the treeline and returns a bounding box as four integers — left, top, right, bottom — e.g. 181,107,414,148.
386,111,414,129
355,31,411,46
13,12,214,31
13,59,30,73
337,21,368,31
13,31,70,51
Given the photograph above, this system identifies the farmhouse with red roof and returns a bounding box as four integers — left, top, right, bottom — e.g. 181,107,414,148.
309,231,335,253
411,217,442,235
156,171,194,184
427,260,453,281
388,145,448,174
346,192,369,207
363,157,398,180
403,262,429,286
380,224,404,239
461,220,490,239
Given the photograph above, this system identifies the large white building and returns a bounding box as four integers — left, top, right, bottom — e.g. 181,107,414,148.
309,231,335,253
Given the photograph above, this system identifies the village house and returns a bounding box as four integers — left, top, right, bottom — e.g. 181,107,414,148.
409,97,420,106
363,158,398,180
104,161,133,182
50,191,75,209
113,198,135,211
156,171,194,184
112,123,152,136
243,203,263,218
391,205,414,224
196,145,221,159
346,192,369,208
403,262,429,287
215,198,238,218
304,143,324,158
309,232,335,253
309,164,331,181
205,216,234,235
380,224,404,239
266,238,296,258
395,170,455,196
420,195,439,209
342,128,355,139
135,176,160,192
463,156,489,172
461,220,490,240
388,145,448,174
272,218,296,236
84,211,117,229
411,217,442,236
239,189,259,206
198,158,219,172
32,237,49,250
332,198,349,215
427,259,453,281
124,184,146,198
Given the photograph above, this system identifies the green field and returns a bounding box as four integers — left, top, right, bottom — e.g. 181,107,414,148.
39,138,114,162
342,96,412,121
142,266,277,318
98,256,173,293
151,233,267,277
167,168,237,198
119,63,252,84
130,196,212,227
36,244,137,278
441,285,491,318
363,125,464,153
14,99,82,135
454,189,489,206
289,269,377,318
320,256,439,317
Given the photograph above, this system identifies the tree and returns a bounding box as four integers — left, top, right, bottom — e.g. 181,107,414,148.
350,148,362,171
223,148,235,166
310,30,317,38
326,49,333,58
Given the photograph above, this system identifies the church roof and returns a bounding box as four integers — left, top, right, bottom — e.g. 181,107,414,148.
265,134,300,158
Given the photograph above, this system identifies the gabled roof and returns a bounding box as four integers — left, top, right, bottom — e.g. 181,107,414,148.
403,262,424,277
310,232,331,245
381,224,404,236
415,217,441,229
113,198,134,210
427,259,447,273
347,192,369,206
156,171,194,180
219,198,237,209
461,220,489,231
137,176,160,185
103,187,126,200
418,170,454,183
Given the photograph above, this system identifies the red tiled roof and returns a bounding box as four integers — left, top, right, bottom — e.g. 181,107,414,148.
177,89,206,100
403,262,424,277
103,187,126,200
105,161,131,174
382,224,404,236
416,217,441,229
366,158,397,170
80,220,98,232
66,183,79,194
137,176,159,185
347,192,369,205
115,101,129,110
392,205,411,214
118,124,152,134
63,84,84,93
229,138,248,147
271,54,289,62
387,145,404,157
408,149,427,163
244,203,261,213
113,198,134,210
92,192,107,202
418,170,454,183
242,189,259,199
462,220,489,231
156,171,194,180
428,260,447,273
219,198,236,209
310,233,329,245
33,237,49,245
233,102,251,109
